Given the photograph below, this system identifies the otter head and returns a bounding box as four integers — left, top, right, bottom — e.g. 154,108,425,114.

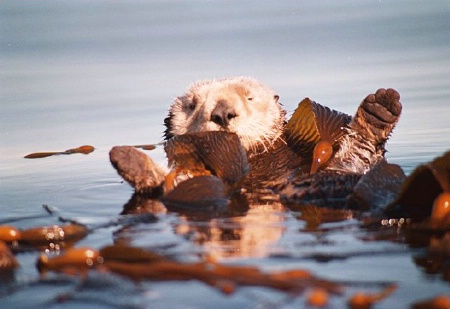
164,77,286,154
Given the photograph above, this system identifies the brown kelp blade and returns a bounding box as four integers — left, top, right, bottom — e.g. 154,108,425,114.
285,98,320,156
285,98,350,156
19,224,88,247
348,159,406,211
312,101,351,145
165,131,250,186
384,150,450,221
162,175,229,211
98,244,340,294
37,247,101,274
24,152,60,159
24,145,95,159
100,244,163,263
102,258,322,294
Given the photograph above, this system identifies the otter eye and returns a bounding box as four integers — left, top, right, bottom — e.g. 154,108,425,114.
247,97,254,101
188,97,198,110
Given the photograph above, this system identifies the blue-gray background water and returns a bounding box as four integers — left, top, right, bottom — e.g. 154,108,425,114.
1,1,450,308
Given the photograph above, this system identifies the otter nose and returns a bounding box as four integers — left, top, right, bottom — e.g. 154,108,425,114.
210,100,237,127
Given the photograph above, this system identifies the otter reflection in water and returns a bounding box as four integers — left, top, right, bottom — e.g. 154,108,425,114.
119,191,358,260
120,191,287,259
111,76,404,213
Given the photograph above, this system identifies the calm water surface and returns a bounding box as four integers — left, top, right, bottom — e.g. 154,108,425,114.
1,1,450,308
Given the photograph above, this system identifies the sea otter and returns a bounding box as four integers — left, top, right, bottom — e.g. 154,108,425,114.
110,76,403,210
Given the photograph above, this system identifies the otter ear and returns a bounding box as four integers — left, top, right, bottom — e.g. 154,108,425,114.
274,95,280,103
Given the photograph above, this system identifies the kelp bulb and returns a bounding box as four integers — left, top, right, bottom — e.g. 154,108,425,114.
310,141,333,174
307,288,329,307
431,192,450,222
37,247,102,274
0,226,21,242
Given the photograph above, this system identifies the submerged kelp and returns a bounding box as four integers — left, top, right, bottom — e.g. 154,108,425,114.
2,220,402,309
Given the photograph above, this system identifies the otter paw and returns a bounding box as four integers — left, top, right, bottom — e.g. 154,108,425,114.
109,146,166,196
353,88,402,144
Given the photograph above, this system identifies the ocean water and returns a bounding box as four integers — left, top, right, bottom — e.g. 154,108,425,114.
1,1,450,308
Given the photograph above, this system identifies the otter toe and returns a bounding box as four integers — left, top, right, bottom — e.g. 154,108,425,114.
374,88,402,117
363,88,401,125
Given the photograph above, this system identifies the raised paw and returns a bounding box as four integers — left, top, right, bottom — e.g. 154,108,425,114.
109,146,166,196
352,88,402,145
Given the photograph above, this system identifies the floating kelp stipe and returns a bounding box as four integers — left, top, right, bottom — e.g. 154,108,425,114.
24,145,95,159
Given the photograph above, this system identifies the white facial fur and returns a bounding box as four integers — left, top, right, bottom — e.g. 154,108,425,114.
166,77,285,153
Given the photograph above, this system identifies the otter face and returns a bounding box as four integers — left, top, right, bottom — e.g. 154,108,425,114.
164,77,285,154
